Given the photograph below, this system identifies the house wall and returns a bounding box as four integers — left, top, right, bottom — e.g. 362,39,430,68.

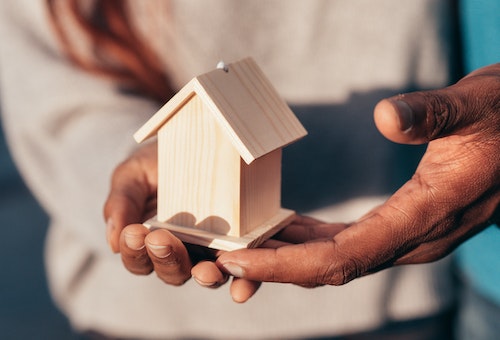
157,95,241,235
239,149,282,236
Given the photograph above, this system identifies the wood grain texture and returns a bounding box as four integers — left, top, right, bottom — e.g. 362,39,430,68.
157,95,283,237
196,57,307,164
239,149,281,236
134,84,197,143
134,57,307,163
134,57,307,246
144,209,296,251
157,95,242,236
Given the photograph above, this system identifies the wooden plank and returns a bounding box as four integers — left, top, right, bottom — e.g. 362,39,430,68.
157,95,242,236
133,82,196,143
143,208,296,251
194,57,307,163
239,149,281,235
134,58,307,162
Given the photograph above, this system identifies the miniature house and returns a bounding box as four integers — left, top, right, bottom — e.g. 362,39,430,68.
134,57,307,250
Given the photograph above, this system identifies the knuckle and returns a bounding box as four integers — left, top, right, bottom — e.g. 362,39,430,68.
424,92,457,140
329,259,362,285
316,242,365,286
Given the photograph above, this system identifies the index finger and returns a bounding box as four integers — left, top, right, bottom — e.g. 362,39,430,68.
215,180,436,286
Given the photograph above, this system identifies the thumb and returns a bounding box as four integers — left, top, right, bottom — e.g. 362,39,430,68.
373,89,462,145
375,63,500,145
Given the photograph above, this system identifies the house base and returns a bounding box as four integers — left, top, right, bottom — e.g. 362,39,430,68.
143,208,296,251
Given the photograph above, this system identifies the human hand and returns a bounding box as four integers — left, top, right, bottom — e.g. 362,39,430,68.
103,142,261,299
103,142,189,285
215,63,500,289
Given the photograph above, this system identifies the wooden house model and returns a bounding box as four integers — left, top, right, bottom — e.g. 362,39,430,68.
134,57,307,250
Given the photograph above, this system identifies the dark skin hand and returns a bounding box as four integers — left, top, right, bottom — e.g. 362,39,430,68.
104,63,500,303
216,63,500,289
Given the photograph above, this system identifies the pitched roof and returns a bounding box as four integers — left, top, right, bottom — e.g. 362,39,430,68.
134,57,307,164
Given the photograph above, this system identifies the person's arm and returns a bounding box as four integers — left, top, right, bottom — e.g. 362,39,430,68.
215,63,500,289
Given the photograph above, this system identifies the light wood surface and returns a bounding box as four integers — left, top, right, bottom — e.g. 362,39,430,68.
195,57,307,164
157,95,242,235
144,209,296,251
134,57,307,248
134,57,307,164
157,95,283,237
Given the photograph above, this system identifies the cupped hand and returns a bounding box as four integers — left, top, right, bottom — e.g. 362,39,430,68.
103,142,191,285
216,63,500,288
103,141,261,300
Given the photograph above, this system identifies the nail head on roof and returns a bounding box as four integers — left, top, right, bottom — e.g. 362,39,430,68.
216,61,229,72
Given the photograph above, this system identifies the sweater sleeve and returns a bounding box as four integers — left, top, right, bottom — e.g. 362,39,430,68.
0,0,160,254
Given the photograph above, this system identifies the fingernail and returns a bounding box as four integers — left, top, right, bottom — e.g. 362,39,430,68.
193,276,217,288
393,99,414,132
147,243,172,258
124,231,146,250
221,263,244,278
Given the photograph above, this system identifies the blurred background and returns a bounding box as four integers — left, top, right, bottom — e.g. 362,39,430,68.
0,117,77,339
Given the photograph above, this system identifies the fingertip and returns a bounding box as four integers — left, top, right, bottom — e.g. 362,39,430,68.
145,228,181,248
217,259,245,278
374,99,399,138
119,224,154,276
191,261,228,288
121,224,149,251
144,229,193,285
230,278,261,303
145,229,179,258
374,98,416,144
